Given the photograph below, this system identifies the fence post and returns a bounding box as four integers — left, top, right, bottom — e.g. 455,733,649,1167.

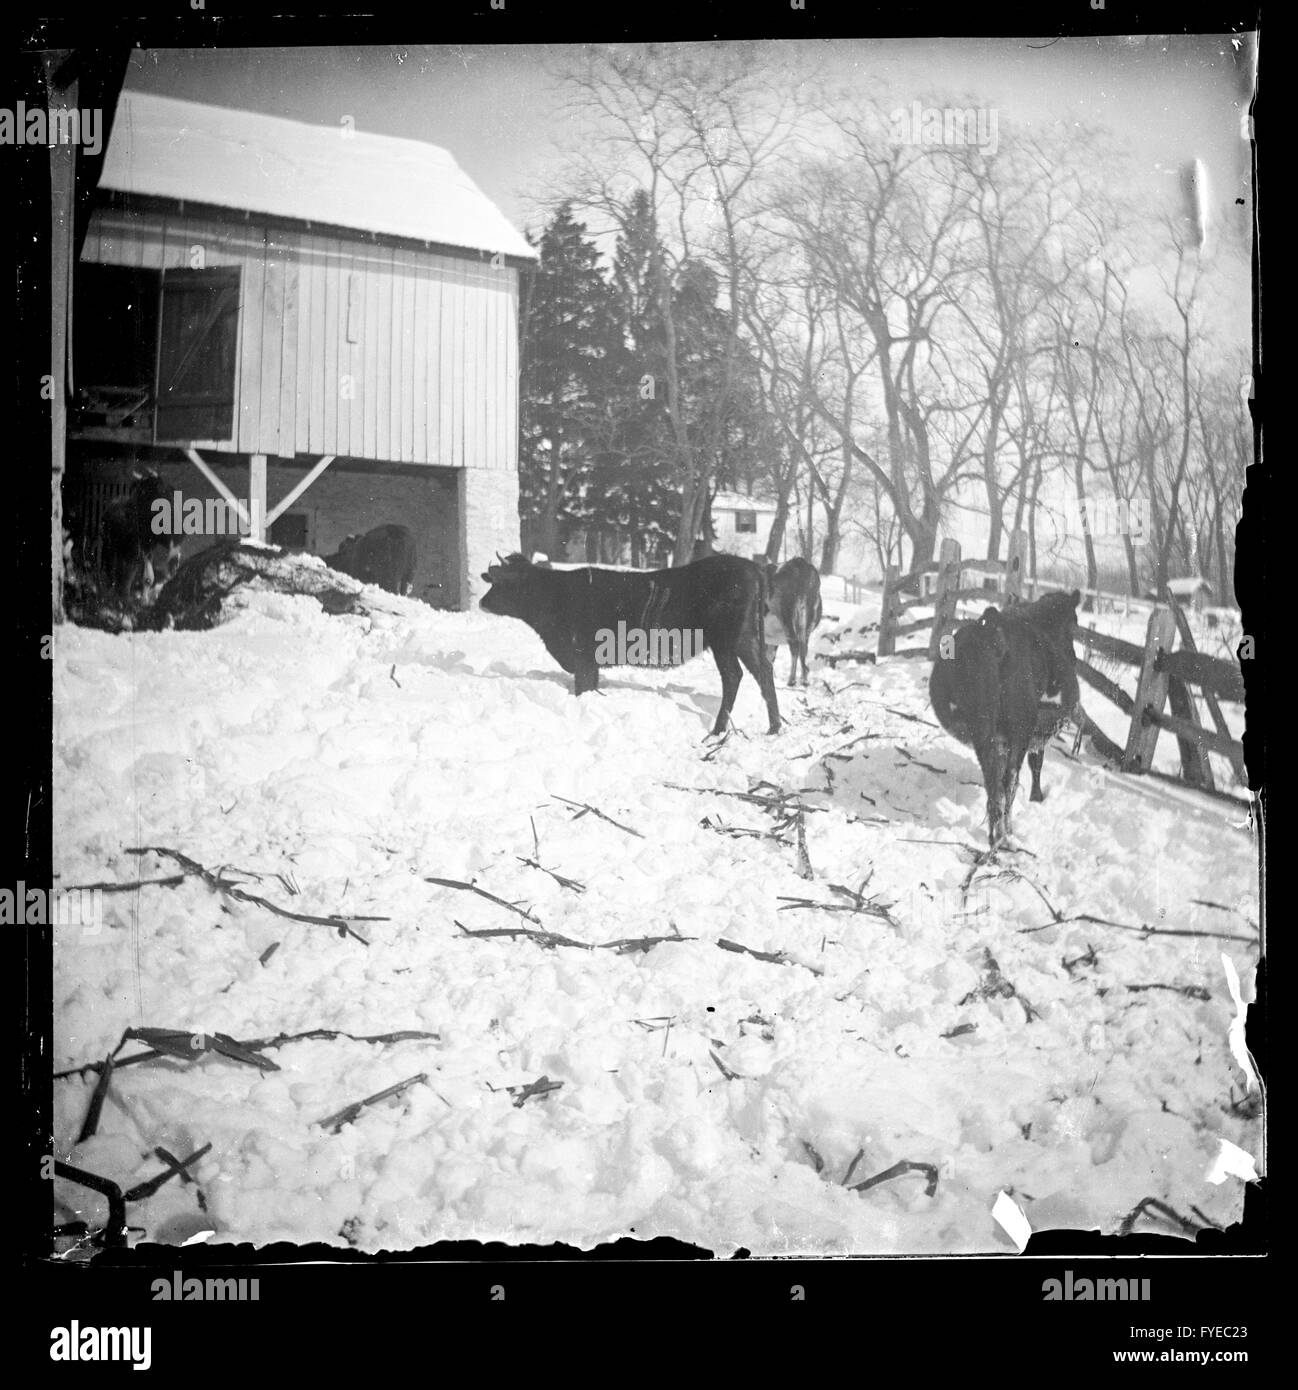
1167,674,1217,790
878,566,899,657
928,539,962,660
1123,606,1178,773
1166,595,1240,784
1004,531,1024,604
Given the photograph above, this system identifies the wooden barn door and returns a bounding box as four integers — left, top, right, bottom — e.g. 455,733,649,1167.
155,267,241,443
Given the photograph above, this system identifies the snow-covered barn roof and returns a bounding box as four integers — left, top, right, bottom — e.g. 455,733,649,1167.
100,91,537,262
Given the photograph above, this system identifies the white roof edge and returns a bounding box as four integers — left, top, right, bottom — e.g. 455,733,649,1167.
102,90,537,261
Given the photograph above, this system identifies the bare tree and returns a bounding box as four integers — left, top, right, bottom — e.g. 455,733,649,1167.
558,44,797,563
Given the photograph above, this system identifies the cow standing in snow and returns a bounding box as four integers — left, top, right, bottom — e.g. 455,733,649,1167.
99,470,181,603
929,590,1081,847
478,552,782,736
325,524,417,596
763,557,823,686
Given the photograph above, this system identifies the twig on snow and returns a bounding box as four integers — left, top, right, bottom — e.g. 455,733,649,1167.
123,1144,212,1202
126,847,375,944
551,795,645,838
1118,1196,1202,1238
426,875,541,924
849,1159,940,1198
454,919,584,949
318,1072,428,1133
796,810,813,880
1020,913,1256,945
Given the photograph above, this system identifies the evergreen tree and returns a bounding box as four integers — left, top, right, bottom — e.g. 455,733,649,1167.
518,205,620,557
587,190,680,563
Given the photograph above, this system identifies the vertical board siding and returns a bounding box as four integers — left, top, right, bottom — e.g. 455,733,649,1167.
259,239,286,457
279,237,299,457
235,228,266,454
412,263,429,466
361,248,379,459
425,268,442,463
452,260,466,470
375,243,394,462
438,254,456,468
504,274,519,475
342,259,360,459
486,265,501,469
308,235,328,455
80,208,521,469
322,236,340,453
404,252,415,462
294,235,313,456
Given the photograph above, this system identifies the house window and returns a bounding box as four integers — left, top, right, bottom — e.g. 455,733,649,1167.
735,510,757,533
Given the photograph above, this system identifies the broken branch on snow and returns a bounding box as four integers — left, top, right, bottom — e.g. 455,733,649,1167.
317,1072,428,1133
126,847,375,944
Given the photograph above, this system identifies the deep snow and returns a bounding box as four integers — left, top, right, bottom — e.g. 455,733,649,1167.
51,572,1261,1254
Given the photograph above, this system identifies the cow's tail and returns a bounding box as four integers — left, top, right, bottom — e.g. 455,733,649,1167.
792,593,808,644
756,563,772,624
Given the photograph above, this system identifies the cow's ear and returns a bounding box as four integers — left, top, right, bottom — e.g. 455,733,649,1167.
980,606,1001,627
1070,589,1081,607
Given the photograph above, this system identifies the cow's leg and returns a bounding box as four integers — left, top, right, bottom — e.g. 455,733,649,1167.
1029,697,1064,801
787,645,798,688
1028,740,1047,801
116,552,143,602
799,640,810,686
1002,738,1030,836
711,645,744,735
977,737,1008,848
736,636,782,734
573,662,600,696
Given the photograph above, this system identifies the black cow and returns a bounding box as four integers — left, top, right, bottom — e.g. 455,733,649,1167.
763,558,823,686
325,524,417,595
479,553,782,736
929,589,1081,847
99,470,178,602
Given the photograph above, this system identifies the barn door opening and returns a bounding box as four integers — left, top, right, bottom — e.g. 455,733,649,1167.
155,267,240,443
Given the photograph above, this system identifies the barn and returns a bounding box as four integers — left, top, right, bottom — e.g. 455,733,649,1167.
65,90,536,608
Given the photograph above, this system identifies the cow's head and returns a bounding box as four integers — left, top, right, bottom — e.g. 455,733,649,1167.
977,606,1012,663
1043,589,1083,627
130,468,169,512
479,553,536,617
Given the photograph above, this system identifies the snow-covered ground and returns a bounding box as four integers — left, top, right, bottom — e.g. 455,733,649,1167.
52,573,1261,1254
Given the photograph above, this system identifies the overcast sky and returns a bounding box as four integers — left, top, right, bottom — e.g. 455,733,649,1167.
122,37,1253,243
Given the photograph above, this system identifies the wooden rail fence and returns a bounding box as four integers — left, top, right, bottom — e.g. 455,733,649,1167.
874,535,1247,795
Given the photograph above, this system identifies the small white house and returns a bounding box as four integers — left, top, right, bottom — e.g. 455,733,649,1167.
1164,576,1214,612
711,492,784,562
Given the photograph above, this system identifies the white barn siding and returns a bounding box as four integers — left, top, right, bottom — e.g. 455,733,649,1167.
81,207,522,471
